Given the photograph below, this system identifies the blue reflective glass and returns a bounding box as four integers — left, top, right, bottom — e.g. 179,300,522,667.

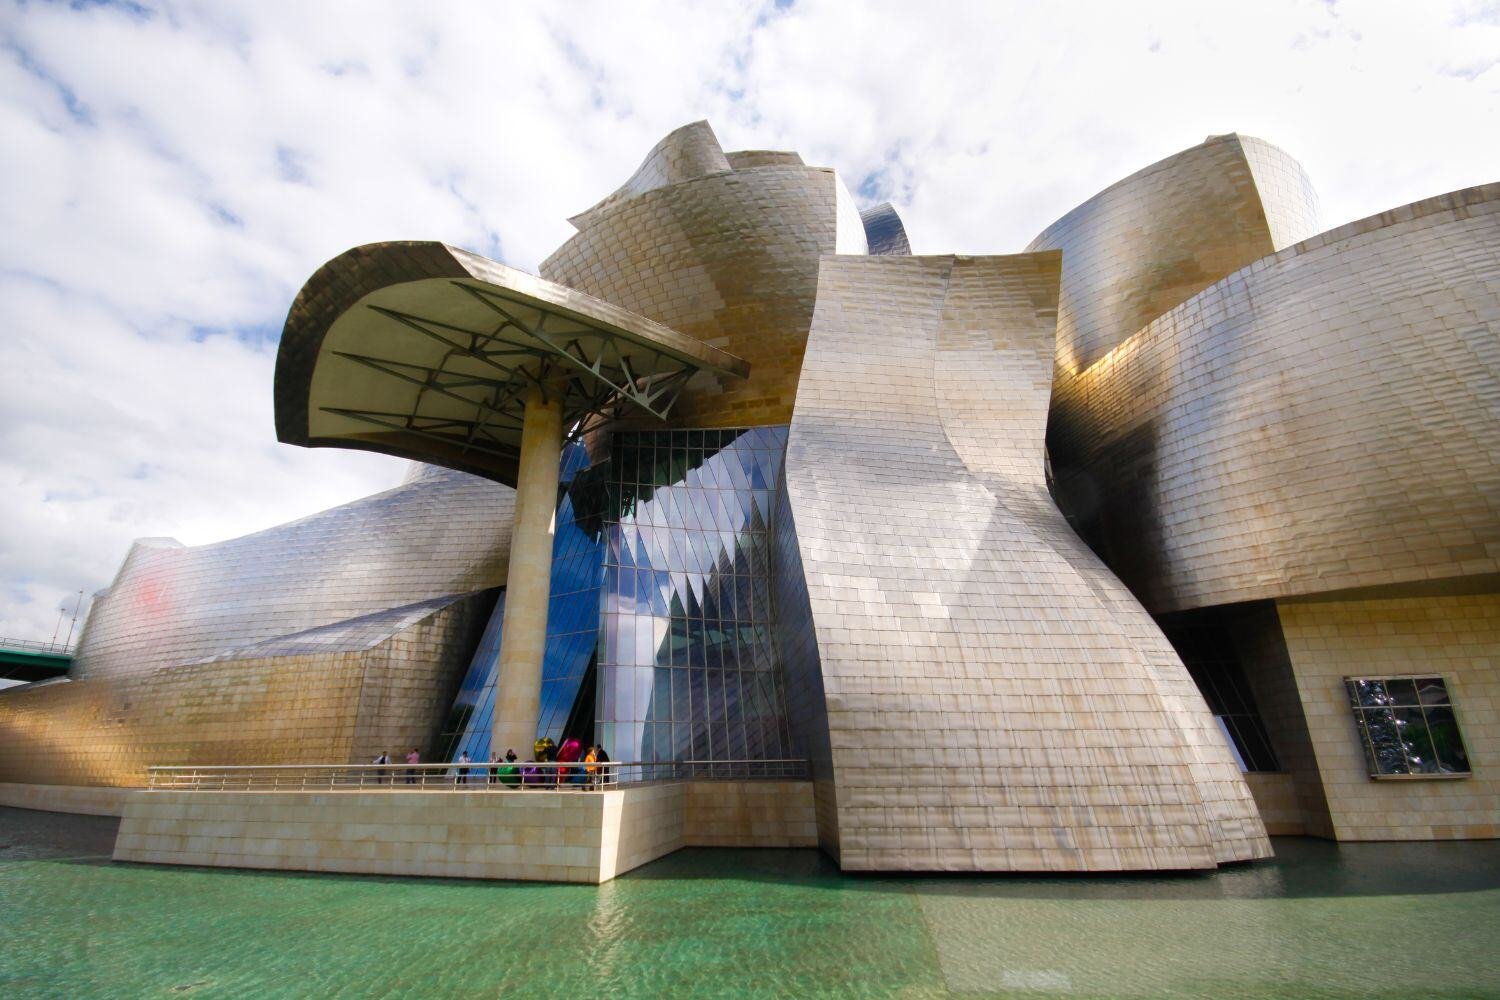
438,442,605,762
448,426,793,769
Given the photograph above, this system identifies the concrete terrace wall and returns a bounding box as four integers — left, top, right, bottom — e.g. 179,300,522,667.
113,781,816,884
0,781,137,817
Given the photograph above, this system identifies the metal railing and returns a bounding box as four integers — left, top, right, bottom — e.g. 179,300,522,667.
0,637,75,655
146,758,808,792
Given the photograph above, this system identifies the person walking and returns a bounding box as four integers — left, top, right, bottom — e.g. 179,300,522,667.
500,749,520,788
404,747,420,785
372,750,390,785
583,744,599,789
457,750,471,785
595,743,611,787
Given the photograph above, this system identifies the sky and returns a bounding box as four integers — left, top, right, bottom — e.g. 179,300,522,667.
1,0,1497,644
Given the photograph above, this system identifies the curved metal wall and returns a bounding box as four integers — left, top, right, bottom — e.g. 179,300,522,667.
541,124,866,429
0,466,513,785
0,590,492,786
72,467,513,678
779,252,1268,871
1028,133,1319,377
1049,184,1500,612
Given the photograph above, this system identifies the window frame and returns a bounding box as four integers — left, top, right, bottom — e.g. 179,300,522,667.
1343,674,1472,781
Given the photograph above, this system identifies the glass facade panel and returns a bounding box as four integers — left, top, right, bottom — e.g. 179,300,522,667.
438,425,796,771
1344,676,1472,778
438,443,605,762
597,426,794,764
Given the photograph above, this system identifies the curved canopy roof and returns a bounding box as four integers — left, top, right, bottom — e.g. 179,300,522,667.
275,242,749,484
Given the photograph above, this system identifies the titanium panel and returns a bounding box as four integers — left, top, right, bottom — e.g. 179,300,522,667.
1028,133,1319,376
1049,184,1500,611
541,122,867,429
781,252,1268,871
0,591,492,786
860,202,913,256
69,466,512,678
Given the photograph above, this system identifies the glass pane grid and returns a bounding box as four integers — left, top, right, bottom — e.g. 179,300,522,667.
1345,676,1470,777
599,426,792,765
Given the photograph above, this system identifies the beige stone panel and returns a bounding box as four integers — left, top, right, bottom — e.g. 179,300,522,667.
1050,185,1500,612
1225,601,1336,838
1275,591,1500,841
682,780,817,847
492,388,563,754
781,254,1268,872
1243,773,1304,835
113,781,820,882
0,782,137,816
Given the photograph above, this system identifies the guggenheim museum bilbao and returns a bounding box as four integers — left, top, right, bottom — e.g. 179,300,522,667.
2,121,1496,874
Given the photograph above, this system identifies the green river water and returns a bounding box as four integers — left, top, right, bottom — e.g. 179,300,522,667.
2,807,1497,998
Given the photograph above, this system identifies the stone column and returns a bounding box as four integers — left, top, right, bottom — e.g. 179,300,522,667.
491,386,563,758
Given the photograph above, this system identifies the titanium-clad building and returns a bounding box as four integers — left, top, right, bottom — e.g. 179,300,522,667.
2,121,1495,869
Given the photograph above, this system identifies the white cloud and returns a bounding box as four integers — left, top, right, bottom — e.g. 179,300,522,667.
1,0,1496,640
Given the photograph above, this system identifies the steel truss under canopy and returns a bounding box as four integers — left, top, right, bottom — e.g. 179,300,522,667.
274,242,749,484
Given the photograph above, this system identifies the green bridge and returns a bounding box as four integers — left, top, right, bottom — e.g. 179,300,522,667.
0,639,73,683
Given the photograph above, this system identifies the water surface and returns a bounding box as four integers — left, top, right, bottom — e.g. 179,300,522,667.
2,806,1497,998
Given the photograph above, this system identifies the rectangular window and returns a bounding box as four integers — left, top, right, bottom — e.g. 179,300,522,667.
1345,677,1471,778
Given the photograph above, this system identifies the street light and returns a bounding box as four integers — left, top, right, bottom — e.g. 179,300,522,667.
63,590,85,650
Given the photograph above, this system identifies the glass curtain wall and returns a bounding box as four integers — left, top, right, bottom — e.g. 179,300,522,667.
438,427,796,770
438,443,605,762
598,427,794,767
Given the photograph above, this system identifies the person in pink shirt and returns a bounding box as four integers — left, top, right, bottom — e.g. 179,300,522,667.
404,747,420,785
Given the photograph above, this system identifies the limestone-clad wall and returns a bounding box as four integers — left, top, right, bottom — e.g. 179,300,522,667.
1243,773,1304,836
780,253,1268,872
1050,185,1500,612
114,781,815,884
683,779,818,848
0,781,137,817
1275,591,1500,841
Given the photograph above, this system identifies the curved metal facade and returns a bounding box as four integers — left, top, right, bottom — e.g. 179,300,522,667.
1049,184,1500,611
541,121,867,429
72,467,512,677
0,467,513,783
11,117,1492,868
777,253,1268,871
1028,133,1320,376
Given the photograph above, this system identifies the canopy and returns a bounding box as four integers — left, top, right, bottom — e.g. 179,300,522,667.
275,242,749,483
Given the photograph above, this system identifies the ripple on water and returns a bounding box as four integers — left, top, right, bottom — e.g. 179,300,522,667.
2,816,1498,1000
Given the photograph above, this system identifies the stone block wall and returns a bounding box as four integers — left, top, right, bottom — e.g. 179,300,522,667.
113,780,816,884
1276,591,1499,841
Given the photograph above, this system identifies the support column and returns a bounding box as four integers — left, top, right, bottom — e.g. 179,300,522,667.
491,386,564,758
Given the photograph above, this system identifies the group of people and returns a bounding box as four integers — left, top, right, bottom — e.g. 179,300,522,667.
371,740,611,788
368,748,426,784
452,743,611,788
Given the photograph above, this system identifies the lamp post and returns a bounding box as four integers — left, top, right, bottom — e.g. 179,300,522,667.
50,606,67,651
63,590,84,650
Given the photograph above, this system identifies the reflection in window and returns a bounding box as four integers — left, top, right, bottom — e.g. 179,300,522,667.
438,442,604,762
598,426,794,766
1345,677,1470,778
